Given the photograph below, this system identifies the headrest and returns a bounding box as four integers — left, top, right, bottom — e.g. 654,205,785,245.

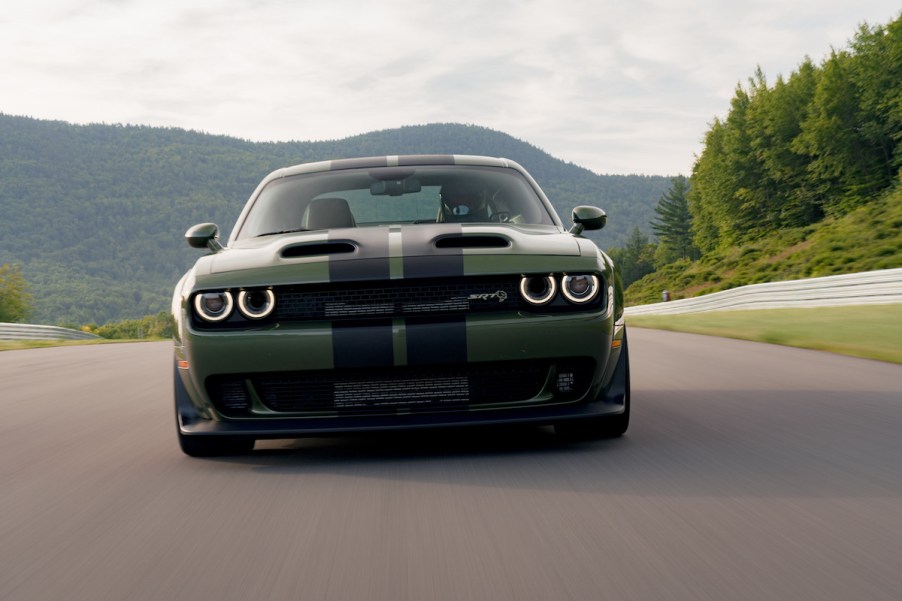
302,197,356,230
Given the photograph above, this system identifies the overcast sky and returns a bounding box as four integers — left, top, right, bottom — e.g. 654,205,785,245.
1,1,898,176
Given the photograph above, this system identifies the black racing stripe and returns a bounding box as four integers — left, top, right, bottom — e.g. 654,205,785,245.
405,316,467,366
329,228,390,282
330,157,389,171
402,255,464,280
398,155,455,166
402,224,464,279
329,257,391,282
332,320,394,368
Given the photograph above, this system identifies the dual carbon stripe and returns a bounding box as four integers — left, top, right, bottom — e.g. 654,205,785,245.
329,222,469,369
332,316,468,369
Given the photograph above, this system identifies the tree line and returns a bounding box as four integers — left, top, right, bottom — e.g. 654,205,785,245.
690,15,901,253
611,12,902,289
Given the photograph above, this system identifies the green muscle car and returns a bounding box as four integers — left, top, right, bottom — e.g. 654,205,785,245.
172,155,629,456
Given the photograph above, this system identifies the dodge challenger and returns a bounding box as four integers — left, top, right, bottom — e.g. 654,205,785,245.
172,155,629,456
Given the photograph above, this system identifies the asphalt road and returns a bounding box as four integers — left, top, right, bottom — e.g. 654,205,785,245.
1,329,901,601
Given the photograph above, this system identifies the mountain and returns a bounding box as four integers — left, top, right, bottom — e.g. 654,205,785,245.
0,114,669,324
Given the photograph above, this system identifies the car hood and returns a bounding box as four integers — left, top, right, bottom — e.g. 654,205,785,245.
195,223,597,283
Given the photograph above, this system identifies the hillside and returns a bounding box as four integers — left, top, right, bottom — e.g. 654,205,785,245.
0,115,669,324
625,12,902,306
626,181,902,305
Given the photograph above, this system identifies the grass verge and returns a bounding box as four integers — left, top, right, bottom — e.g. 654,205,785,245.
626,304,902,364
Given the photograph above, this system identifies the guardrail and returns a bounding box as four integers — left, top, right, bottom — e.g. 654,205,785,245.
624,268,902,316
0,323,101,341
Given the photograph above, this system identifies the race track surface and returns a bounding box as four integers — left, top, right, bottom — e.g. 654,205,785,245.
2,329,901,600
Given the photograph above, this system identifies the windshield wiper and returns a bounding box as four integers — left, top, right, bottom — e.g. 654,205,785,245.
256,228,311,237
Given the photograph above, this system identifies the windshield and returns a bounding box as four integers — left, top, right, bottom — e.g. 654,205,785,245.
235,165,555,239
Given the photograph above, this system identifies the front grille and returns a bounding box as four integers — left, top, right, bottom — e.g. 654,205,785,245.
191,275,607,330
206,359,595,416
274,277,522,322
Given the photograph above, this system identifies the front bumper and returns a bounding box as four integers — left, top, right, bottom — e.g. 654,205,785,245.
176,309,626,438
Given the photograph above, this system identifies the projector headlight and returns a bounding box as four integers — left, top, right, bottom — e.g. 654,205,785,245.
561,274,599,304
194,291,234,322
238,289,276,319
519,275,557,306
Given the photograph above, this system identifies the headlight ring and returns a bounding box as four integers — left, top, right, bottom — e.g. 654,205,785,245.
561,274,600,304
519,275,557,306
194,291,234,322
237,289,276,319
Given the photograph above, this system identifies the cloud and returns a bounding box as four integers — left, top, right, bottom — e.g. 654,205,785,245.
1,0,898,175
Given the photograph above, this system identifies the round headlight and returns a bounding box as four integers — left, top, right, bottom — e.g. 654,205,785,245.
561,274,600,303
519,275,557,306
194,291,234,322
238,289,276,319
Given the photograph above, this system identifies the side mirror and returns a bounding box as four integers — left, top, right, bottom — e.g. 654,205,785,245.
569,206,607,235
186,223,224,253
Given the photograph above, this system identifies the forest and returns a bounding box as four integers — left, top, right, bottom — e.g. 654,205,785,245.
619,12,902,301
0,119,669,325
690,16,901,254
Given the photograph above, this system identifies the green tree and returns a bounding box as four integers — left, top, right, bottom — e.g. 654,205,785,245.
689,12,902,251
848,19,902,181
608,227,656,288
747,62,821,227
793,36,897,215
651,176,698,266
688,118,729,254
688,83,771,250
0,264,32,322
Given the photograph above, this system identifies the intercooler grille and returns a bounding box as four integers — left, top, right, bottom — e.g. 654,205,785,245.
255,362,545,413
333,376,470,408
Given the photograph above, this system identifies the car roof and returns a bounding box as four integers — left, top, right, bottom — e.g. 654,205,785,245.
265,155,523,182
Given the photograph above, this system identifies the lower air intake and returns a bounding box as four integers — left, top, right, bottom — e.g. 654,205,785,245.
209,380,250,415
207,359,595,417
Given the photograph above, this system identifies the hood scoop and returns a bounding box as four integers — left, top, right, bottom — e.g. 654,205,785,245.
434,235,511,249
282,242,356,258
